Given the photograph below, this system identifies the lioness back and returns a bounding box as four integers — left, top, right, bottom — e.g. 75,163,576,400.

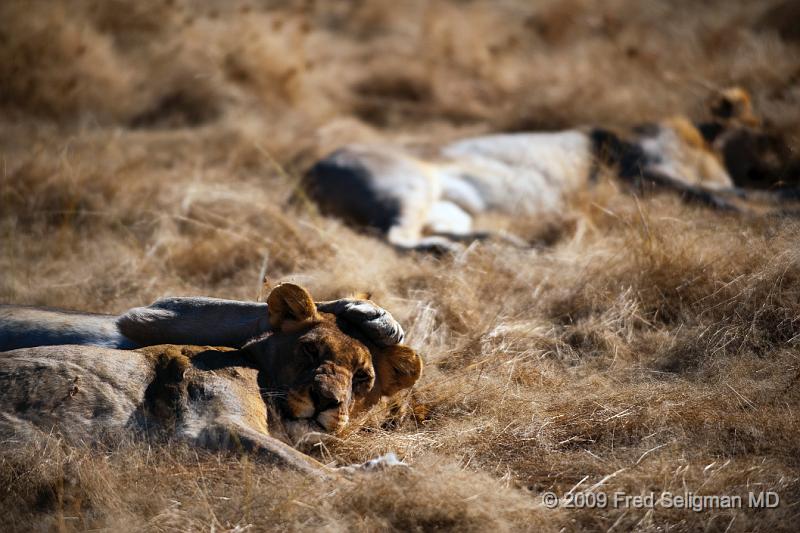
0,345,154,441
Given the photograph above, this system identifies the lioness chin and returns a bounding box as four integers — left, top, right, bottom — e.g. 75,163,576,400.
0,284,422,477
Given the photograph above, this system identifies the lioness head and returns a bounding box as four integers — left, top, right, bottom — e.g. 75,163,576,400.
245,283,422,435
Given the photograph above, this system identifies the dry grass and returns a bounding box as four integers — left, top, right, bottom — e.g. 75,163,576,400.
2,0,800,531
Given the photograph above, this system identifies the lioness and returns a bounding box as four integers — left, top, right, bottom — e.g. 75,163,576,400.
306,88,791,251
0,284,422,476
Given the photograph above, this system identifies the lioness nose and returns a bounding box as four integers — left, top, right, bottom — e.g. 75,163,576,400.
312,388,342,412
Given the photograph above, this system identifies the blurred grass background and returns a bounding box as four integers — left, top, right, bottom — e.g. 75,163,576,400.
2,1,800,531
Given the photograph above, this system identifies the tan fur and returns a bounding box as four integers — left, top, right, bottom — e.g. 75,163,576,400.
709,87,760,127
667,116,709,151
649,116,732,189
0,284,422,476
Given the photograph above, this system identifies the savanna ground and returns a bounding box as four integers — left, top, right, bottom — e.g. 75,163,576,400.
2,0,800,531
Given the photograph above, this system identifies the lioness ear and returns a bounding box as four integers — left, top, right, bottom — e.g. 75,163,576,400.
351,291,372,301
267,283,319,332
710,87,759,126
374,345,423,397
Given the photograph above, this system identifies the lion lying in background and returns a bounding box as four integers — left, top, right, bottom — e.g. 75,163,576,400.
306,87,794,252
0,284,421,476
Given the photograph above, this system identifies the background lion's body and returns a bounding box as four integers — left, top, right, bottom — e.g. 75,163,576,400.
307,120,735,250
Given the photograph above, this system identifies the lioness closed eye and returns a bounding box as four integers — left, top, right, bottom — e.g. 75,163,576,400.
0,284,422,476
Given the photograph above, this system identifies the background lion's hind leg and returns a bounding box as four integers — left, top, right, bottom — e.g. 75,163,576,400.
424,201,529,249
386,208,463,254
424,200,474,237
